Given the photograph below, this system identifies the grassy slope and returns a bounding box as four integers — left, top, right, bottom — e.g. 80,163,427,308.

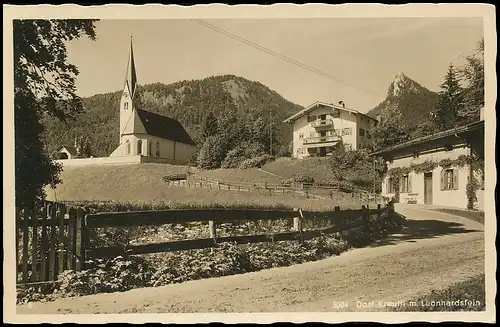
430,209,485,224
46,163,365,211
262,157,336,183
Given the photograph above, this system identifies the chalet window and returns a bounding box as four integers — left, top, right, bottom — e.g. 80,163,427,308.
124,102,129,110
126,140,130,155
156,141,160,157
387,177,394,193
299,133,304,139
441,168,458,190
137,140,142,155
307,115,317,122
342,128,352,136
400,174,412,193
359,128,365,137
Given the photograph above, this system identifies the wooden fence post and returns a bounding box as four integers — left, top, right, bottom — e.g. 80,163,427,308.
67,207,77,270
21,207,29,283
209,220,216,243
57,203,66,274
15,208,21,278
293,208,304,244
30,202,39,282
48,204,57,281
75,207,86,271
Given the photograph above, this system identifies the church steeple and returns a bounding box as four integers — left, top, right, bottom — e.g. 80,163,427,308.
125,36,137,98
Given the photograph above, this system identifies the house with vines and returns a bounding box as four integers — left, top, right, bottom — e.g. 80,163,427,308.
371,109,485,211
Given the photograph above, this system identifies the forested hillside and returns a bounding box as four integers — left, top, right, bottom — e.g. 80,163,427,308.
42,75,303,158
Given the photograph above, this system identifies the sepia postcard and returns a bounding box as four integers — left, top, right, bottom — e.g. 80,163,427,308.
3,3,496,324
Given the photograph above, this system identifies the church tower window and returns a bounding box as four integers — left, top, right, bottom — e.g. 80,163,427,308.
126,140,130,155
124,102,129,110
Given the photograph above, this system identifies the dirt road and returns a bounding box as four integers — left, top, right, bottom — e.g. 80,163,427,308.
17,204,485,314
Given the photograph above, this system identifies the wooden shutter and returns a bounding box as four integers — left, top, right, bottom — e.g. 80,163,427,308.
440,169,445,191
453,169,459,190
408,174,412,193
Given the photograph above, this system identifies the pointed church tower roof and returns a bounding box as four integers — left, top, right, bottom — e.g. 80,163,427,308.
125,36,138,97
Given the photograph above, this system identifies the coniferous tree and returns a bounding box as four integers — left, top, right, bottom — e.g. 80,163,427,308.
436,64,464,130
459,39,484,123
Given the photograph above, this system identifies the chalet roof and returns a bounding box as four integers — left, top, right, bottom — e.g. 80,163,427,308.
136,109,196,145
283,101,377,123
370,120,485,157
57,145,77,155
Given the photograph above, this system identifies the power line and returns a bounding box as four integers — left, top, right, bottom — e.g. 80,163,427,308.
192,19,384,99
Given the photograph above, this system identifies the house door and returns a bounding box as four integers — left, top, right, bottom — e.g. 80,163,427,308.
319,147,326,157
424,172,433,204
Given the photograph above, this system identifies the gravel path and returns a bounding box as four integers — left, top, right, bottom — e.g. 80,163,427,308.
17,204,485,314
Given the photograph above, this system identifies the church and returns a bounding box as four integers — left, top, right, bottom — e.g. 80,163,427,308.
108,39,197,164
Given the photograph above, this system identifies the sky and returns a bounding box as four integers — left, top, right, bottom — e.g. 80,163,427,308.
65,18,483,113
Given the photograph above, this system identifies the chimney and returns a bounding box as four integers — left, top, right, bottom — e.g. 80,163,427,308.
338,101,345,108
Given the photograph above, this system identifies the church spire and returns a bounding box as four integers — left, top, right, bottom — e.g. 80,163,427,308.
125,36,137,97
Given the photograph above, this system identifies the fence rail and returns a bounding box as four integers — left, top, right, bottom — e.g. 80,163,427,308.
16,199,394,285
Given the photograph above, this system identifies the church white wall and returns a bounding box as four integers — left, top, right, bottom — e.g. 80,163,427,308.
115,134,196,165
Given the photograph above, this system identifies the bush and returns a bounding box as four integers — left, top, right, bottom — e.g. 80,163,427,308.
197,135,228,169
221,142,265,169
281,173,315,185
238,154,275,169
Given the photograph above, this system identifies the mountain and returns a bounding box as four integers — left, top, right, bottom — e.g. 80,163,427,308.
367,72,440,133
41,75,303,157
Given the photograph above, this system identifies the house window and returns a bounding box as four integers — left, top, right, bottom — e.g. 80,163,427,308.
441,168,458,190
400,174,412,193
387,177,394,193
124,102,129,110
156,141,160,157
307,115,317,122
299,133,304,139
126,140,130,155
137,140,142,155
148,141,152,156
342,128,352,136
359,128,365,137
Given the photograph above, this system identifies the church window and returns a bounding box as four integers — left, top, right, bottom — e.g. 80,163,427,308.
124,102,129,110
156,141,160,157
137,140,142,155
126,140,130,155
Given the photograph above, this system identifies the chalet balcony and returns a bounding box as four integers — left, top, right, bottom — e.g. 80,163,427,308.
303,135,341,145
311,119,334,129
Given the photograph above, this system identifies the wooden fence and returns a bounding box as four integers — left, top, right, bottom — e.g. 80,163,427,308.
16,200,394,285
167,176,384,202
16,201,86,285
